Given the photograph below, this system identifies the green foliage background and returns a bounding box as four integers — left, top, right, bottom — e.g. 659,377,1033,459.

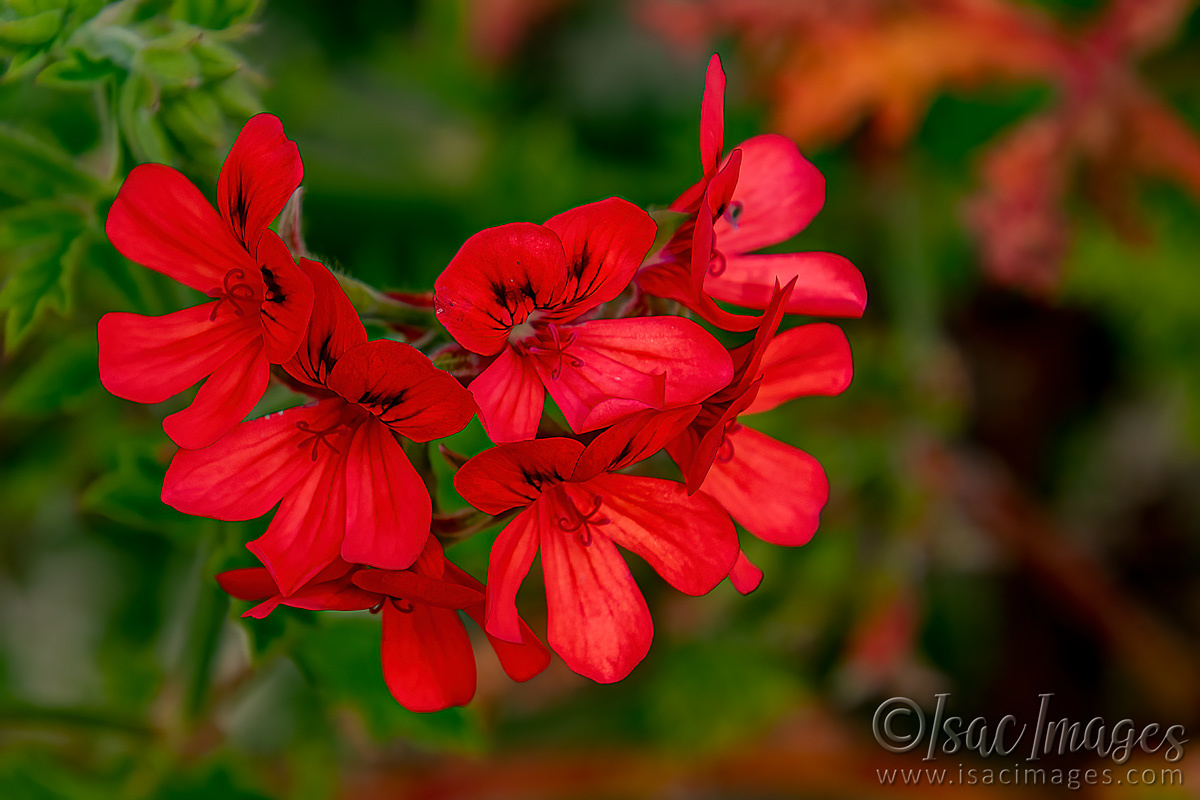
2,0,1199,797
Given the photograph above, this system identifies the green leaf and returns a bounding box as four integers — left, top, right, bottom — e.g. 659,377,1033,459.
0,123,106,199
191,36,240,80
160,88,224,148
117,70,172,164
136,40,200,91
2,330,100,415
82,440,197,532
0,204,85,351
34,49,116,87
0,8,63,46
76,23,143,69
292,616,487,751
0,47,46,80
6,0,70,16
211,73,258,118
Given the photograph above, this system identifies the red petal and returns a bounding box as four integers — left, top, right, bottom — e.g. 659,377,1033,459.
468,348,543,444
701,426,828,546
709,251,867,318
579,475,738,595
381,599,477,712
745,323,854,414
483,504,542,643
434,222,568,355
729,550,764,595
729,277,795,396
248,443,349,595
216,567,276,601
162,339,268,450
542,197,656,317
341,419,430,571
98,304,260,404
352,569,482,609
283,258,367,391
162,398,347,520
636,260,762,332
217,113,303,254
540,503,652,683
700,53,725,177
715,134,825,255
542,317,732,433
448,560,550,682
572,406,699,482
326,340,475,442
107,163,258,293
257,230,315,363
455,439,583,516
284,570,378,613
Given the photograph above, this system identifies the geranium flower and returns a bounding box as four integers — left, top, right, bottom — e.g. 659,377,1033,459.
434,197,733,443
666,281,853,593
100,114,315,449
639,54,867,330
454,410,739,682
163,260,476,594
218,538,550,712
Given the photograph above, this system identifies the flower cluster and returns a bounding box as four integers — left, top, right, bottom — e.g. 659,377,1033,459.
98,55,863,710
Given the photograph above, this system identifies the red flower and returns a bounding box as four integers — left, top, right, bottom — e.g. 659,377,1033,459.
666,281,854,593
434,197,734,443
218,538,550,712
639,54,867,330
454,410,739,682
162,261,476,594
100,114,315,449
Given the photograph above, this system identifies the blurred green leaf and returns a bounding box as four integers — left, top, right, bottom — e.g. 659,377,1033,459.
0,8,63,47
118,69,172,163
136,40,201,91
6,0,70,16
0,203,85,351
191,36,239,79
2,329,100,415
161,88,224,148
35,49,116,87
0,124,106,199
292,615,487,751
82,439,193,532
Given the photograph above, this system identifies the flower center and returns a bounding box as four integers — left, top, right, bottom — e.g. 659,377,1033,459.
512,313,583,380
555,489,608,547
209,268,259,320
295,419,349,461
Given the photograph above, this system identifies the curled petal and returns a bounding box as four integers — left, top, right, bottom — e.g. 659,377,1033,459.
715,134,826,254
572,406,699,482
729,550,764,595
381,599,477,712
701,426,829,546
434,223,568,356
543,197,656,317
708,251,867,318
217,113,303,254
162,338,268,450
579,475,738,596
341,419,430,571
540,505,652,683
327,339,475,441
701,53,726,178
484,504,543,644
448,559,550,682
745,323,854,414
455,438,583,516
216,567,277,601
106,163,257,293
468,348,544,444
352,569,482,610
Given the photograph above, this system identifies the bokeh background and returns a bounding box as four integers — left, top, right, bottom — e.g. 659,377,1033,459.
2,0,1200,797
